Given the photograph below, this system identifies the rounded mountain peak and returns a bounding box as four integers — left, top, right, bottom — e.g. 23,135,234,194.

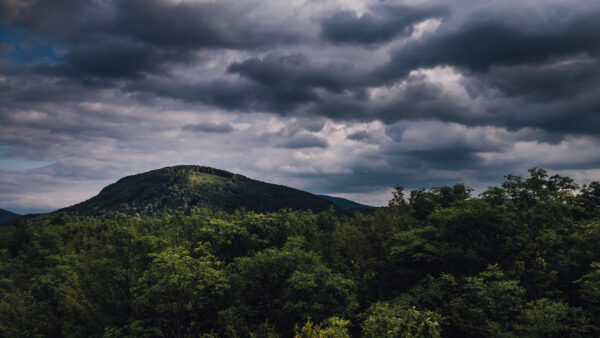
59,165,336,216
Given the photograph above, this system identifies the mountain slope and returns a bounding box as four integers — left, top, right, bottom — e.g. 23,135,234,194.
0,208,19,224
318,195,376,211
60,165,338,216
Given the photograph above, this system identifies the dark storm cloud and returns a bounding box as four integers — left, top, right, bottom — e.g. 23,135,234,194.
182,122,234,134
280,134,329,149
204,52,373,114
0,72,108,104
452,56,600,134
114,0,301,49
321,3,447,44
0,0,103,34
347,130,371,142
380,5,600,79
48,38,192,79
227,53,363,94
298,119,326,133
1,0,303,81
3,0,600,211
301,73,475,126
2,0,301,48
159,1,600,135
4,0,598,134
470,58,600,102
406,149,482,170
130,77,320,113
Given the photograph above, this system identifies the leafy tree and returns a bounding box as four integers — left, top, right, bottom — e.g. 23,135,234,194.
399,266,526,337
579,182,600,218
130,244,229,337
517,298,589,337
226,238,357,336
409,184,472,220
575,262,600,332
576,262,600,305
360,302,442,338
447,265,525,337
294,317,351,338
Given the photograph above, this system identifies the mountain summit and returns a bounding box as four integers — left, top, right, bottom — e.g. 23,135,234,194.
60,165,337,216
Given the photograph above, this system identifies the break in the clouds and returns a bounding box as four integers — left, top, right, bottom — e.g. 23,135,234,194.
1,0,600,213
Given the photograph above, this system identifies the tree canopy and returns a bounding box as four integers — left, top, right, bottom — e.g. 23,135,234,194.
1,168,600,337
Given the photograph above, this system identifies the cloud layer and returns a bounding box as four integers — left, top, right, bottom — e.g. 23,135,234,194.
1,0,600,213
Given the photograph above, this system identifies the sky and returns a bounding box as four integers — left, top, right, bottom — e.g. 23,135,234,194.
1,0,600,214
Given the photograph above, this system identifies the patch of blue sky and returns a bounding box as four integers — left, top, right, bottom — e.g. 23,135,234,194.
0,26,63,66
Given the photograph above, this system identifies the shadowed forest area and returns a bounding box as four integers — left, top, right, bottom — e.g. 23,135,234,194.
2,168,600,337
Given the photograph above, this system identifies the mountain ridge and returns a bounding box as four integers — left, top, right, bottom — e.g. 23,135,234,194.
318,195,376,211
0,208,19,224
58,165,342,216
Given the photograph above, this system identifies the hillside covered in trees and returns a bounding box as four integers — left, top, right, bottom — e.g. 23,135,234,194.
60,165,337,216
318,195,376,213
2,168,600,337
0,209,18,225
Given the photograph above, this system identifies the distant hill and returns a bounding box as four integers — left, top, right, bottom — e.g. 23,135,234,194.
59,165,339,216
0,208,19,224
318,195,376,211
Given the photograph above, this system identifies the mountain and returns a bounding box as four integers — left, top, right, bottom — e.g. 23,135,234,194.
0,208,19,224
59,165,339,216
318,195,377,211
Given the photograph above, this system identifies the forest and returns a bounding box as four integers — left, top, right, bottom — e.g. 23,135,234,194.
1,167,600,337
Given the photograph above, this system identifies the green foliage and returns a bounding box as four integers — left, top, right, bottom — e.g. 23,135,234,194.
130,245,229,336
446,265,525,337
397,265,525,337
576,262,600,305
226,238,358,336
294,317,351,338
517,298,589,337
360,302,442,338
580,182,600,218
1,167,600,337
409,184,472,220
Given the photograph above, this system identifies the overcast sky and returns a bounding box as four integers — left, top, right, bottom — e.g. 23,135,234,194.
1,0,600,213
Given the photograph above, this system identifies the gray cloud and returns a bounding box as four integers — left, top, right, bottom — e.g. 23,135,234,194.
347,130,372,142
298,119,326,133
2,0,600,212
321,3,447,45
2,0,305,81
379,4,600,77
182,122,234,134
227,52,364,95
280,133,329,149
114,0,302,50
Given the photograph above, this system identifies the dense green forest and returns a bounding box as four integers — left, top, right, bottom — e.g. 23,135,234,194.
2,168,600,337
